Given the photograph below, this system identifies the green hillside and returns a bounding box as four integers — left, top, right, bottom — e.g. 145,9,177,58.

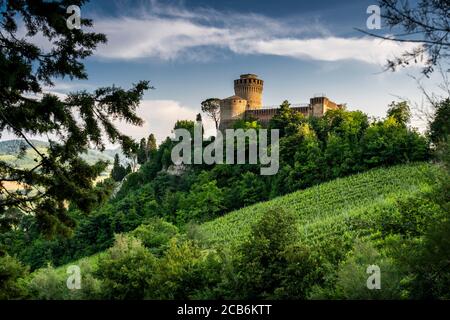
200,163,435,248
0,139,49,154
0,139,124,170
22,161,447,300
52,162,435,272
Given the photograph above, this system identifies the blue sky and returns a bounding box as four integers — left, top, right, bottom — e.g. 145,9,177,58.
4,0,444,144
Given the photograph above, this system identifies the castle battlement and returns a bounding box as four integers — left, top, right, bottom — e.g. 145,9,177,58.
218,74,344,130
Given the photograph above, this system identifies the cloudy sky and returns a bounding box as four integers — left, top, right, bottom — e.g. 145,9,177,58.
2,0,444,145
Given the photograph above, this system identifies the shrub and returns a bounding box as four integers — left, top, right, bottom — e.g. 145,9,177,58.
130,218,178,255
0,253,29,299
27,258,102,300
378,196,442,237
230,208,318,299
398,205,450,299
147,239,222,299
96,234,156,299
333,239,403,299
28,264,64,300
175,180,224,223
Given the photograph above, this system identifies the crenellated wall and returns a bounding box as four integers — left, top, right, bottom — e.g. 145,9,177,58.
219,95,248,131
234,74,263,109
218,74,343,130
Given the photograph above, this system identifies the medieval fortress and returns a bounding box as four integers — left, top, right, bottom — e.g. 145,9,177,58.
219,74,344,130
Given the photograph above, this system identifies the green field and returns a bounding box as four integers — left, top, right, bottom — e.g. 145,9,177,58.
200,163,436,248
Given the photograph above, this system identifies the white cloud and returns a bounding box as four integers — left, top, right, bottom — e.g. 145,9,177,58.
114,100,215,145
10,1,426,66
12,1,424,66
90,2,424,66
43,82,95,93
237,37,422,65
1,99,214,148
94,16,229,60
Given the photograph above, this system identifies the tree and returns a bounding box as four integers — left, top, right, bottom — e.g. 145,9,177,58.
130,218,178,255
0,252,29,299
233,119,261,130
0,0,151,235
361,117,429,167
359,0,450,76
175,179,224,223
111,154,127,182
136,134,158,165
196,113,205,137
233,172,266,207
174,120,195,137
201,98,221,130
269,100,304,137
146,133,157,159
147,239,222,299
333,240,403,299
231,208,317,299
393,140,450,299
387,101,411,126
137,137,148,164
429,98,450,145
96,234,156,299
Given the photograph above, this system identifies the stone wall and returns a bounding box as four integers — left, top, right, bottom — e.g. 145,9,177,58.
234,74,263,109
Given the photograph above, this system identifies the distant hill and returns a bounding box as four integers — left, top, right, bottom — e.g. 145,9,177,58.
0,139,49,155
0,139,126,170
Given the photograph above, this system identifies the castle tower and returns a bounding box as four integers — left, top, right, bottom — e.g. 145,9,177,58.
219,95,247,131
310,95,344,117
234,74,263,109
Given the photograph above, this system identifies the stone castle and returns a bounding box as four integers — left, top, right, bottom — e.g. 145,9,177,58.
219,74,344,130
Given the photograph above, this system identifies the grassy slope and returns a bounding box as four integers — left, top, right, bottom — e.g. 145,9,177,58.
50,162,436,274
200,163,436,249
0,147,48,170
0,140,123,190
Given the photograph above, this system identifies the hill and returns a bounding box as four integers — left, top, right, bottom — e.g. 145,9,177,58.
23,161,444,300
0,139,124,170
0,139,49,154
50,162,435,272
199,162,435,248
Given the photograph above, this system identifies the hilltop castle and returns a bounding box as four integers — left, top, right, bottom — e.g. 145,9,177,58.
219,74,344,130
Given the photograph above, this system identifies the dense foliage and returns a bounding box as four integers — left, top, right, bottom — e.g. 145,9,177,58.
1,146,448,300
0,0,152,236
0,99,432,270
